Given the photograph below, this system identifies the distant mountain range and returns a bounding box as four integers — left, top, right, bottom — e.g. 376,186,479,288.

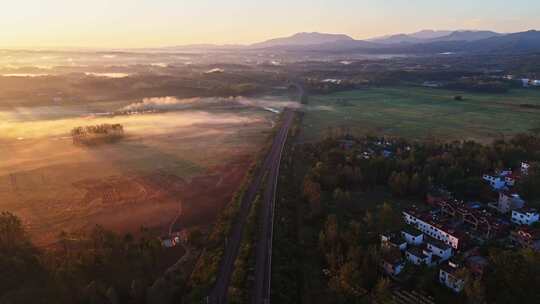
165,29,540,55
250,32,355,48
369,30,501,44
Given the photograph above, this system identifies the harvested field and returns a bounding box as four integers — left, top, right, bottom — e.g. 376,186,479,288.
0,98,282,246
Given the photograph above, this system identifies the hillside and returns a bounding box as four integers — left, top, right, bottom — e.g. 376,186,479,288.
249,32,355,48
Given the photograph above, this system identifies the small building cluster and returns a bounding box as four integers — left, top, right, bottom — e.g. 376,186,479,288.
521,78,540,87
380,161,539,293
159,230,190,248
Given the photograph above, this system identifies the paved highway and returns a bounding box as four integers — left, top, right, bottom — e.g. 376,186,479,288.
251,110,293,304
208,109,295,304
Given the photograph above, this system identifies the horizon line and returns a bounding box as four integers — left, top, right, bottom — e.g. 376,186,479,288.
1,28,537,51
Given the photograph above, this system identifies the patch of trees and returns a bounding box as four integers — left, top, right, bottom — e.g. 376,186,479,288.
517,162,540,201
0,212,182,304
317,203,404,302
71,123,125,146
300,132,540,202
520,103,540,110
303,79,358,95
444,77,511,93
483,248,540,303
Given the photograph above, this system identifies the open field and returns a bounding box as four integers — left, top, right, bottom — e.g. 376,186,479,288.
302,86,540,143
0,98,283,246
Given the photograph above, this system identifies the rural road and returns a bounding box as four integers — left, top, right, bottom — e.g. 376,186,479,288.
208,109,295,304
251,110,291,304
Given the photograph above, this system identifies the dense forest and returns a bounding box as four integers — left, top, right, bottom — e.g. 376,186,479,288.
0,212,191,304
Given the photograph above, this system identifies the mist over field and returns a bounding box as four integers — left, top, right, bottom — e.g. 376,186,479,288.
2,14,540,302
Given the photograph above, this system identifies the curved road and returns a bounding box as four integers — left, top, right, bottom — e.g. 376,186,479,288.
208,109,295,304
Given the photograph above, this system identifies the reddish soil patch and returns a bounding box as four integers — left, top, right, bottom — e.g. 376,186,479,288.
32,154,254,246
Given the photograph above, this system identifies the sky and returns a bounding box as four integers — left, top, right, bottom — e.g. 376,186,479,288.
1,0,539,48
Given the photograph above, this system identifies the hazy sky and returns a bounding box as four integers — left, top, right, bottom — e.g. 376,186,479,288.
1,0,539,48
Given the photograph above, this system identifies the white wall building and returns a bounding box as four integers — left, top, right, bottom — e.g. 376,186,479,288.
426,238,453,261
483,174,508,190
498,192,525,214
381,253,405,276
439,261,465,293
522,162,530,175
401,228,424,246
403,211,460,249
405,247,432,266
380,233,408,251
512,209,540,226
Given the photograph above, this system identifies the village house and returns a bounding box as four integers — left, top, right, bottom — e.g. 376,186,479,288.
401,227,424,246
439,200,511,240
381,249,406,276
510,227,540,251
403,211,461,249
159,235,181,248
466,255,489,278
406,247,433,265
384,221,455,267
381,232,408,251
494,191,525,214
439,261,466,293
522,79,540,87
483,174,510,190
521,162,530,175
511,208,540,226
426,237,453,262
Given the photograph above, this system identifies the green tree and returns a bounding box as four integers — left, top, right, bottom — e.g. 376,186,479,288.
378,202,401,232
303,176,322,215
333,188,352,205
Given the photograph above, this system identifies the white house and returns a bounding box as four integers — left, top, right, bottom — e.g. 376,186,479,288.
426,238,453,262
483,174,508,190
401,227,424,246
512,208,540,226
381,251,405,277
160,237,176,248
406,247,432,266
522,162,530,175
403,211,461,249
439,261,465,293
504,176,516,187
381,232,408,251
497,192,525,214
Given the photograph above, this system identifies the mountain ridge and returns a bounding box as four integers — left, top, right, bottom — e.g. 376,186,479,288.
159,29,540,55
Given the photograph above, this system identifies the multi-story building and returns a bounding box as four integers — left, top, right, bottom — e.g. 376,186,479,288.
511,208,540,226
439,261,465,293
426,237,453,261
401,227,424,246
521,162,530,175
380,232,408,251
406,247,433,266
497,191,525,214
403,211,461,249
381,249,405,276
482,174,507,190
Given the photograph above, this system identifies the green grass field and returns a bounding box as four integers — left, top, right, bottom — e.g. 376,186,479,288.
302,86,540,143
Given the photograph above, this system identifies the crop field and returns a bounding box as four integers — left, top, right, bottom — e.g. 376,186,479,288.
301,86,540,143
0,98,282,246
